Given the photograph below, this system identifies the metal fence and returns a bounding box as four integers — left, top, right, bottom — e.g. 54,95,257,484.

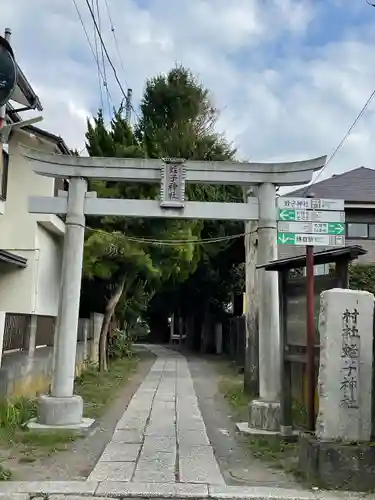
3,313,30,352
35,316,56,347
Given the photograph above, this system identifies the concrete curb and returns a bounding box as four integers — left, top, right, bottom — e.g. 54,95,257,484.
0,482,369,500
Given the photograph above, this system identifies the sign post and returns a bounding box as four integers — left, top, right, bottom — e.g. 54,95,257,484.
305,194,315,433
277,196,345,431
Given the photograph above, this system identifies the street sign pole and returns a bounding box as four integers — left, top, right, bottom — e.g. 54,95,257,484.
277,194,346,432
305,193,316,432
306,243,315,431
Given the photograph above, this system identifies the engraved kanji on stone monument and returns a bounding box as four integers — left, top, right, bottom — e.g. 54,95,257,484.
340,308,360,409
316,289,374,442
160,159,186,208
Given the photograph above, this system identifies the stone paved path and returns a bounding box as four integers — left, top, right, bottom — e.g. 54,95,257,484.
0,346,363,498
88,345,225,485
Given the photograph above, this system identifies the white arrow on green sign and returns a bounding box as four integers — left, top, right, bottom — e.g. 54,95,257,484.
328,223,344,235
278,222,344,235
278,209,295,221
277,233,345,247
278,209,345,223
277,233,296,244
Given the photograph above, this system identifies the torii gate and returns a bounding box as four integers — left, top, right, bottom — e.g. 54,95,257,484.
22,147,326,430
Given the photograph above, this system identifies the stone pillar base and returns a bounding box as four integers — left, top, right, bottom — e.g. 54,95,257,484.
299,433,375,491
249,399,280,432
36,394,84,426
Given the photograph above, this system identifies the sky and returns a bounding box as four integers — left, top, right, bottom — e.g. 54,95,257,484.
3,0,375,185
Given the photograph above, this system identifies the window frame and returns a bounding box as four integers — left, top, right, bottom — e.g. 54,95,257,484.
346,222,375,240
368,224,375,240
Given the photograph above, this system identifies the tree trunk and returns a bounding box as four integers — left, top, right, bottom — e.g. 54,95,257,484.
186,314,195,350
99,275,127,372
243,187,260,396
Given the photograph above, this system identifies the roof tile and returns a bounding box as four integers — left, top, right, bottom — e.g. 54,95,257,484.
289,167,375,202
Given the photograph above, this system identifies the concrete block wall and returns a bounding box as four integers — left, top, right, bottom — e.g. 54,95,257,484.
0,312,103,398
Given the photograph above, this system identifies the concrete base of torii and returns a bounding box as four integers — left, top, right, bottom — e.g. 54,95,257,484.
236,401,282,438
27,394,95,433
248,399,281,432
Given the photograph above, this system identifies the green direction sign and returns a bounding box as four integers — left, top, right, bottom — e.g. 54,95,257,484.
278,209,345,223
278,209,295,221
277,233,295,245
277,232,345,247
277,221,345,235
327,223,344,235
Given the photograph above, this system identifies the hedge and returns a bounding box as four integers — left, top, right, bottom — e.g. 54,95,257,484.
349,264,375,295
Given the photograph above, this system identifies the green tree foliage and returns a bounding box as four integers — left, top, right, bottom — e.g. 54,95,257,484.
136,66,235,161
83,107,197,370
349,264,375,295
135,66,244,342
83,65,245,361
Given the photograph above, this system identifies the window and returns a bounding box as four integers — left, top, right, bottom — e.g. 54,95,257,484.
303,264,330,277
369,224,375,239
0,150,9,200
346,223,368,239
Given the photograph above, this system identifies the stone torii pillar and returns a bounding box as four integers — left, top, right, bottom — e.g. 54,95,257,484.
21,147,326,429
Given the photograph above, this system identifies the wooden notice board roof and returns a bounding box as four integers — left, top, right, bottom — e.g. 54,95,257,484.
257,245,367,272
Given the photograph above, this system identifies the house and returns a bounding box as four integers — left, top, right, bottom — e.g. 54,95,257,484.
0,106,69,320
0,56,73,394
278,167,375,269
0,35,105,399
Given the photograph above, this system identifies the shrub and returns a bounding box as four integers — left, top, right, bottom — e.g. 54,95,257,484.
130,320,149,340
0,463,12,481
0,397,36,430
108,329,133,360
349,264,375,295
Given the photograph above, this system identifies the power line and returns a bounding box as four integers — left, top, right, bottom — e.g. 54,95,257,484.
71,0,115,110
103,0,131,90
304,87,375,194
84,0,130,107
90,0,104,111
94,0,112,117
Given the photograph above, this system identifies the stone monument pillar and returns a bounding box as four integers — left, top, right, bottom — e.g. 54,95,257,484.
316,288,374,442
299,288,375,490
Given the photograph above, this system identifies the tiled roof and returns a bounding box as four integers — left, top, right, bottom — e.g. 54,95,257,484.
289,167,375,202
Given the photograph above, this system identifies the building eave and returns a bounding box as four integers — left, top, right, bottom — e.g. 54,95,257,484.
0,250,27,268
345,202,375,209
11,63,43,111
5,103,70,155
24,125,71,155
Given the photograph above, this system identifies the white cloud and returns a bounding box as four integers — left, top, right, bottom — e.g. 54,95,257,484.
2,0,375,185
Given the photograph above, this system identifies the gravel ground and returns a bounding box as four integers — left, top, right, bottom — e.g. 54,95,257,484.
2,347,155,481
187,353,302,489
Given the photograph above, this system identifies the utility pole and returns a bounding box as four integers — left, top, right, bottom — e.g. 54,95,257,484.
125,88,132,124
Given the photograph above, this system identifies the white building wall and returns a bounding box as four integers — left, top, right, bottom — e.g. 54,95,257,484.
0,131,65,316
34,225,62,316
0,251,37,313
